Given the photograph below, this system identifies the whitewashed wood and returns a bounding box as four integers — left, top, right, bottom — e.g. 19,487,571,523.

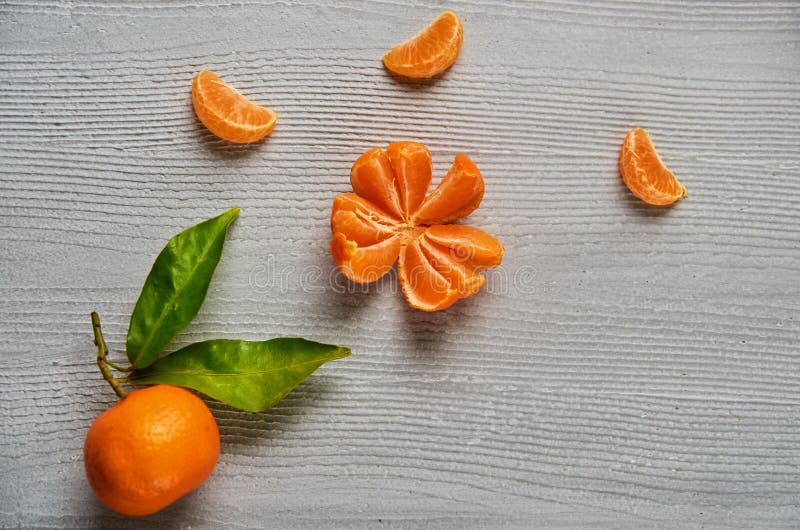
1,0,799,527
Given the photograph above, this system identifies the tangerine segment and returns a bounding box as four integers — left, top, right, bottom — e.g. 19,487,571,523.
413,153,484,224
386,141,433,217
419,236,486,297
398,239,460,312
383,10,463,79
350,147,403,218
424,225,504,269
332,232,402,283
332,194,400,247
619,127,688,206
332,193,401,225
192,70,277,144
331,210,395,247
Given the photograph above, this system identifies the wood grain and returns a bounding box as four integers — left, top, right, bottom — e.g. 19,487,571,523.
1,0,799,527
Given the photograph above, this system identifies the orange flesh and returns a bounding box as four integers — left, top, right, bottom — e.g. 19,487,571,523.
331,232,403,284
398,238,460,311
191,70,277,144
386,141,432,217
424,224,504,269
350,148,404,218
419,235,486,297
619,127,688,206
331,142,504,311
382,11,464,79
413,153,484,224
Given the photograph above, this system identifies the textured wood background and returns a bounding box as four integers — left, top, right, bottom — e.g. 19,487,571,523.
1,1,799,527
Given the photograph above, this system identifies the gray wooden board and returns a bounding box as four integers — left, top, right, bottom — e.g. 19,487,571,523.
1,0,799,527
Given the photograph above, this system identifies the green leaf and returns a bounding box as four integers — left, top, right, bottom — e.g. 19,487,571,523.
127,338,351,412
126,208,239,368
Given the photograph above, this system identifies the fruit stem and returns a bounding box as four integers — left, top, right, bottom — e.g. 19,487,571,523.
91,312,128,399
104,359,133,372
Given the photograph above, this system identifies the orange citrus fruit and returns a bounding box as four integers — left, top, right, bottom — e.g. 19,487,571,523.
619,127,688,205
84,385,220,516
382,11,464,79
191,70,277,143
331,142,503,312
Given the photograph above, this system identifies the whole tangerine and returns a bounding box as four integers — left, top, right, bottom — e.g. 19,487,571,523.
84,384,220,516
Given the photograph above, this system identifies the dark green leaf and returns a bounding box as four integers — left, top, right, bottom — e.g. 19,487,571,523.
126,208,239,368
127,338,351,412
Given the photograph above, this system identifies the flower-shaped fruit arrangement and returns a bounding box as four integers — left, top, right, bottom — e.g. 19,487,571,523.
331,142,504,311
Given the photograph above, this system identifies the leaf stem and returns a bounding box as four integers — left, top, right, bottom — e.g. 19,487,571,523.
91,312,128,399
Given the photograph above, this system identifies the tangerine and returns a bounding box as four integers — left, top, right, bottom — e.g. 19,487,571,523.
382,11,464,79
331,142,503,311
192,70,277,143
84,385,220,516
619,127,687,205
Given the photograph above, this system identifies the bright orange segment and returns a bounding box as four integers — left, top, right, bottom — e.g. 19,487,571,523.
386,141,432,217
350,147,403,218
332,193,400,225
331,232,403,284
398,239,460,311
619,127,688,205
331,194,398,247
418,235,486,297
413,153,484,224
424,225,504,269
192,70,277,144
382,11,464,79
331,142,504,311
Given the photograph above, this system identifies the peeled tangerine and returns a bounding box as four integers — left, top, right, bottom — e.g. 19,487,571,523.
84,385,220,516
619,127,688,206
331,142,504,312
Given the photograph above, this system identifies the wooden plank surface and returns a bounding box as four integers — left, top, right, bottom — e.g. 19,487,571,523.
1,0,799,527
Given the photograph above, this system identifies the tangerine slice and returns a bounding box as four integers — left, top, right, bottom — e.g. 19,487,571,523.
331,210,394,247
332,193,401,225
386,141,432,217
382,10,464,79
413,153,484,224
418,236,486,297
424,225,504,269
331,232,402,283
398,239,459,312
331,193,399,247
192,70,277,144
350,147,403,218
619,127,688,206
